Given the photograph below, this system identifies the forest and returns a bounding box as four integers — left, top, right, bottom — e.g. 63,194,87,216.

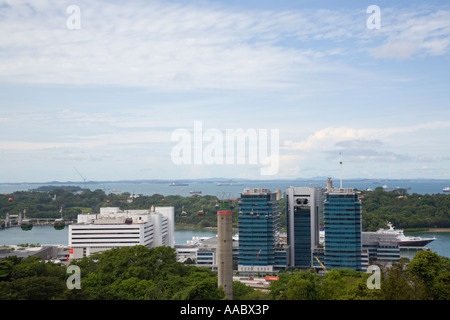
1,185,449,231
0,245,449,300
360,187,450,231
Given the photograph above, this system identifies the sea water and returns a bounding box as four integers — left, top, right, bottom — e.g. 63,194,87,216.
0,226,448,258
0,225,218,247
1,179,449,198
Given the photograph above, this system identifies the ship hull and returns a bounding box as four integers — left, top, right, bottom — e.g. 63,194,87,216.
399,239,435,247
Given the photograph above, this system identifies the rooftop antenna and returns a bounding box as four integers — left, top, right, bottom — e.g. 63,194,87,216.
339,152,343,189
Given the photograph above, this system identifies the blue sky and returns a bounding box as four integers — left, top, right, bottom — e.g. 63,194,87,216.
0,0,449,182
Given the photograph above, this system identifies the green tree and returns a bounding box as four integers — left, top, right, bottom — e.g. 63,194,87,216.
232,280,255,300
408,251,444,298
285,270,320,300
0,259,14,280
380,262,424,300
0,276,65,300
432,271,450,300
73,245,224,300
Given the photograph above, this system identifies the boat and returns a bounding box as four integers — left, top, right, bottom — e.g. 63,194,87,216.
169,182,189,186
189,190,202,194
443,187,450,193
376,221,435,247
216,182,244,186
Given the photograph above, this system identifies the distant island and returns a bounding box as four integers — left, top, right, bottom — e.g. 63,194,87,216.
28,185,82,192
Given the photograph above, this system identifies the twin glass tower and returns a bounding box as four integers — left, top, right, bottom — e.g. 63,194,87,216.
286,180,362,271
238,179,362,273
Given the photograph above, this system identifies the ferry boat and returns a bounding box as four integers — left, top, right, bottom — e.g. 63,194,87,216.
376,222,435,247
443,187,450,193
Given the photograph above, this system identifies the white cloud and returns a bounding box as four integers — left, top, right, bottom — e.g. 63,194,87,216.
368,8,450,59
283,121,450,152
0,1,377,91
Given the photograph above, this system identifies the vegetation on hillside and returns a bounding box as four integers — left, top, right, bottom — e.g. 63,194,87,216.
0,246,449,300
1,185,448,230
360,187,450,231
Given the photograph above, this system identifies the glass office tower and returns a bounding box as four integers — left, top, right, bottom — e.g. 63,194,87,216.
286,187,324,269
238,188,280,273
324,188,362,271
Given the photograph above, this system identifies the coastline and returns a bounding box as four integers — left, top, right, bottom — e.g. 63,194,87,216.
175,225,239,232
175,225,217,230
428,228,450,232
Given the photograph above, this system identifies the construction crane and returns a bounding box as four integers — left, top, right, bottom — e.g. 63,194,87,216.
73,166,87,190
314,256,327,273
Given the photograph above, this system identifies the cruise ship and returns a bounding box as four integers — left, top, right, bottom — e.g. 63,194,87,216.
443,187,450,193
376,222,435,247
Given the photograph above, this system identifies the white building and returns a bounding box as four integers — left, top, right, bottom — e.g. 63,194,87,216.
68,206,174,259
175,235,239,272
176,237,218,270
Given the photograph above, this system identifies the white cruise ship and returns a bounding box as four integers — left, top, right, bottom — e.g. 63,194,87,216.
376,222,435,247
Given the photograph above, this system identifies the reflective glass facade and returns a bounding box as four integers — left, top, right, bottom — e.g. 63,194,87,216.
238,189,280,267
324,189,362,271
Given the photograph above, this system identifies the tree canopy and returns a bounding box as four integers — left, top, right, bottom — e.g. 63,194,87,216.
0,246,448,300
360,187,450,231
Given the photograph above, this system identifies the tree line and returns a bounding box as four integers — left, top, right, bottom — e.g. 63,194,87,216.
0,246,449,300
1,186,449,230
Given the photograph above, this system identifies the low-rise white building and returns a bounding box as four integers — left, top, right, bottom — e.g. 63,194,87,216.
68,206,174,259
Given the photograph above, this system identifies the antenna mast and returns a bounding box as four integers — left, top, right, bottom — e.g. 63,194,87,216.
339,152,343,189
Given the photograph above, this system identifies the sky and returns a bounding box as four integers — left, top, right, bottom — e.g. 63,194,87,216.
0,0,449,182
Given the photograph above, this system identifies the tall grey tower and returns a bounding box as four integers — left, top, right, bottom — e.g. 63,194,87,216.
217,199,233,299
286,187,324,269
